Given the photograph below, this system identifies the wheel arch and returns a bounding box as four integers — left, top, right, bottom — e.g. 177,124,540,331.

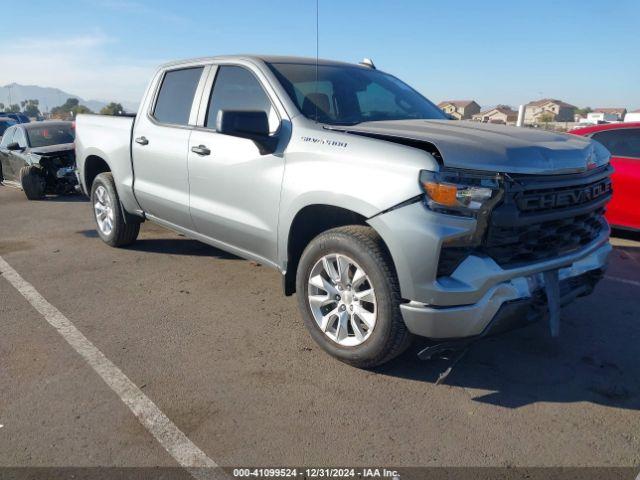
282,203,394,296
84,154,111,193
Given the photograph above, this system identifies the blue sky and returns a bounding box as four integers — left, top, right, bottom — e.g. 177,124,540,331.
2,0,638,109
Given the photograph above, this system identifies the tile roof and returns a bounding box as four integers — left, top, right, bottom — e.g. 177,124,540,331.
593,108,627,114
526,98,576,109
438,100,477,108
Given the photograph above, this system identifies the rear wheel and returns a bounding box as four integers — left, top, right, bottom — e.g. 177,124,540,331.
20,165,45,200
296,225,413,368
91,172,140,247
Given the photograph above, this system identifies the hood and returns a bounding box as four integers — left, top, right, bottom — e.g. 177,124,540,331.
329,120,610,175
30,143,75,156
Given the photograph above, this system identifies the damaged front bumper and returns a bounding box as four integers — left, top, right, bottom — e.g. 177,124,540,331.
367,195,612,343
400,240,610,340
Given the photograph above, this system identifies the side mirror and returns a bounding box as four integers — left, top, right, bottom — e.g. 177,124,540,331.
216,110,278,155
6,142,22,151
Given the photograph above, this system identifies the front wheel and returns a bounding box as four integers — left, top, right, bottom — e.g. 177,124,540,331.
91,172,140,247
296,225,413,368
20,166,45,200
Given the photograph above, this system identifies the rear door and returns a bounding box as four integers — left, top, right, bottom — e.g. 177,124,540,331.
591,128,640,229
187,64,286,264
131,65,208,228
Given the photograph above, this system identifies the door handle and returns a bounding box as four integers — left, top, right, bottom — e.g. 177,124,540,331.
191,145,211,156
135,136,149,146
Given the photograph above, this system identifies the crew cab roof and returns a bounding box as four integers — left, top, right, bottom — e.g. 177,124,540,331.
158,54,369,70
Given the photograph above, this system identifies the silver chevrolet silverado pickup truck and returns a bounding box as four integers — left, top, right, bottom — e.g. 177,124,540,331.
75,55,613,367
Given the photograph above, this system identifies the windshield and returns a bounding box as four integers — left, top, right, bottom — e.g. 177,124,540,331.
267,62,447,125
26,125,74,148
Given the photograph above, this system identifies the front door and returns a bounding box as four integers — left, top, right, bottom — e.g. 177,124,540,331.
8,127,28,178
188,64,285,264
0,126,17,181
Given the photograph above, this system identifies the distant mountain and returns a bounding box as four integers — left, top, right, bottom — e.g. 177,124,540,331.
0,83,138,114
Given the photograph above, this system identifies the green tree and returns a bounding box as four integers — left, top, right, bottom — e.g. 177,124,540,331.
575,106,592,117
51,97,93,119
0,102,4,112
538,112,554,122
72,105,92,116
6,104,20,113
100,102,125,116
537,111,554,128
23,99,40,118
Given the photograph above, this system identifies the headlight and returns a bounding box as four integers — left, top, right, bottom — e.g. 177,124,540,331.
419,169,503,217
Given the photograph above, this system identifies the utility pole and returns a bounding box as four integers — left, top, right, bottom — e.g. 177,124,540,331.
516,104,526,127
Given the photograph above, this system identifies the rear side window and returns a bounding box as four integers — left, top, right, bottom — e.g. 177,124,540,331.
153,67,204,126
206,66,279,133
0,126,15,146
592,128,640,159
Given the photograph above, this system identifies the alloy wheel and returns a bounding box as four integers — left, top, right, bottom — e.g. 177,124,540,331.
307,253,377,347
94,185,114,236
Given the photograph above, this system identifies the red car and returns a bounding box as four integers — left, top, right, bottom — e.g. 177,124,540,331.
571,122,640,231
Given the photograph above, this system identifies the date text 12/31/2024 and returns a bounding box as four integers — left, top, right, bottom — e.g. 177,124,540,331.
232,468,401,478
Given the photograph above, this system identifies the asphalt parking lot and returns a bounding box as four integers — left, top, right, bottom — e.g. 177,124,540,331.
1,184,639,471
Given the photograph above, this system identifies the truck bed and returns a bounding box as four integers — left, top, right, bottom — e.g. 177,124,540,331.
75,114,138,212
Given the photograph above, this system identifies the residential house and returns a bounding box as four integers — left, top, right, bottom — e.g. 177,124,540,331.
624,109,640,123
437,100,481,120
472,106,518,125
586,111,618,123
592,108,627,121
524,98,576,124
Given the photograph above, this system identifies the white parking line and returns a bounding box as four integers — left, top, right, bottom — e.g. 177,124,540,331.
0,255,223,479
605,275,640,288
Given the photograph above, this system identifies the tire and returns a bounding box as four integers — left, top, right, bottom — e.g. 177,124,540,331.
296,225,413,368
90,172,140,247
20,166,45,200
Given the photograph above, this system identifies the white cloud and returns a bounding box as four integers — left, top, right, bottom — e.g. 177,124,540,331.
89,0,189,25
0,32,158,104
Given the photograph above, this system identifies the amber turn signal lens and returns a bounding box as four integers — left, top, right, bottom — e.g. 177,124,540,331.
422,181,458,206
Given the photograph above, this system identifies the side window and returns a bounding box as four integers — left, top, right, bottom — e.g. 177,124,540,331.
13,128,27,148
153,67,204,126
0,126,15,147
592,129,640,159
206,66,279,134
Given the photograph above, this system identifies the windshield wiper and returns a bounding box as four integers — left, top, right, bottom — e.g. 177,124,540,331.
323,120,363,126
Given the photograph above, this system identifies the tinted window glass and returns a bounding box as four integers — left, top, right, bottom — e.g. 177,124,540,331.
267,62,447,125
592,128,640,158
0,119,16,137
153,67,204,125
0,126,15,146
206,66,278,133
289,80,336,118
26,125,75,148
